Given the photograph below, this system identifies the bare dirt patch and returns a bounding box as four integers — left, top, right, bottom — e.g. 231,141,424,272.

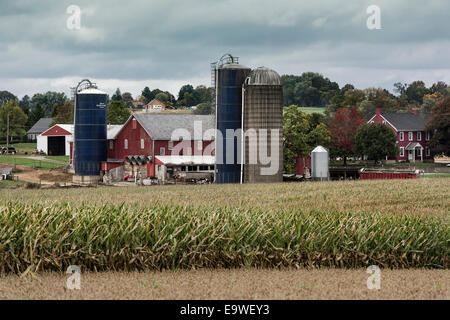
0,269,448,300
0,163,72,185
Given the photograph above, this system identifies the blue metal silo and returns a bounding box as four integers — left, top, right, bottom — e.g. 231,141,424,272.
74,87,107,176
213,54,250,183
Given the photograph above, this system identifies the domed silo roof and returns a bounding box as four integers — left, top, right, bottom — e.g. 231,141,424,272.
247,67,282,86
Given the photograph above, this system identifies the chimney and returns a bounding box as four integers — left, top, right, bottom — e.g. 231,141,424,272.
411,109,419,115
376,108,382,116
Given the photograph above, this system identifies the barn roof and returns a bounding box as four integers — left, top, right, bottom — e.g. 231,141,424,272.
380,113,430,131
133,114,215,141
27,118,53,134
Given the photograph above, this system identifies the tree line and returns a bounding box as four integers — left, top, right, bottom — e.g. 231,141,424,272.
1,74,449,160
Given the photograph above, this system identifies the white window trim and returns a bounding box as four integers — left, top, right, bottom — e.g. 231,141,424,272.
399,132,404,141
140,139,144,149
124,139,128,150
399,147,404,157
109,140,113,150
426,131,430,141
197,140,203,151
408,132,413,141
160,147,165,155
426,147,430,156
168,141,174,150
417,132,422,141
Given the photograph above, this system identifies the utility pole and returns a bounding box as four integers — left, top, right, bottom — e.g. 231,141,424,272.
6,113,9,149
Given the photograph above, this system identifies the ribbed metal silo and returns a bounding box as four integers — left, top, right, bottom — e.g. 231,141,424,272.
74,87,107,176
242,67,283,183
311,145,329,180
214,55,251,184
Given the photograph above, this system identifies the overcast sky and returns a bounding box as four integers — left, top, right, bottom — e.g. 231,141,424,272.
1,0,449,99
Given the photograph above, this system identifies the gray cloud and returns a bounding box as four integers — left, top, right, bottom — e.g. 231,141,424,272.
0,0,449,98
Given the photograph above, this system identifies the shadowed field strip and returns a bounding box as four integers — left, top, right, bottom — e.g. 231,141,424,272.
0,269,448,300
1,179,449,216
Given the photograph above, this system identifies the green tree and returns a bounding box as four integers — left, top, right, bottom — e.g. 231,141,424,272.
178,84,194,101
426,96,450,156
282,106,312,173
0,100,28,140
355,123,397,163
193,102,214,115
405,81,429,104
111,88,123,101
141,87,154,104
52,101,74,125
107,101,131,125
307,123,331,148
30,92,67,117
155,92,169,104
0,91,17,108
27,103,45,128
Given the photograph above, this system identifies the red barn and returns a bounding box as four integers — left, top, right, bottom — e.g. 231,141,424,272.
368,109,432,162
102,113,215,182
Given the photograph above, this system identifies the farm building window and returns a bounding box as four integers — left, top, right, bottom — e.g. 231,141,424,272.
426,131,430,141
132,119,137,129
399,132,404,141
417,132,422,141
199,166,208,171
160,147,165,155
400,147,404,157
140,139,144,149
109,140,113,150
168,141,174,150
408,132,413,141
124,139,128,150
197,141,203,151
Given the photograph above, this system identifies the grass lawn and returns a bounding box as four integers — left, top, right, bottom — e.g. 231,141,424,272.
0,180,26,189
0,155,65,169
45,155,70,162
424,173,450,179
0,142,37,154
298,106,325,114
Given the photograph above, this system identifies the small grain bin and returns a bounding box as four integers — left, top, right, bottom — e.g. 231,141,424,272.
311,146,329,180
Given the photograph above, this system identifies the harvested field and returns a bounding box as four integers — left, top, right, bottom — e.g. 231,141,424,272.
0,269,448,300
1,179,449,216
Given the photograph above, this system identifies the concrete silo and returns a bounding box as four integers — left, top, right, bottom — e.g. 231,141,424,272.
213,54,251,183
311,146,329,181
242,67,283,183
72,80,107,184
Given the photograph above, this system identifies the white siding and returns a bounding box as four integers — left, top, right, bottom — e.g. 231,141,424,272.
37,135,48,154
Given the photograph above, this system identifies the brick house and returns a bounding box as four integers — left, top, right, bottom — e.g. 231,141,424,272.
368,109,432,162
102,113,215,181
144,99,166,112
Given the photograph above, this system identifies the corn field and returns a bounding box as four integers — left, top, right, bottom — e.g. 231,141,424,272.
0,200,448,274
